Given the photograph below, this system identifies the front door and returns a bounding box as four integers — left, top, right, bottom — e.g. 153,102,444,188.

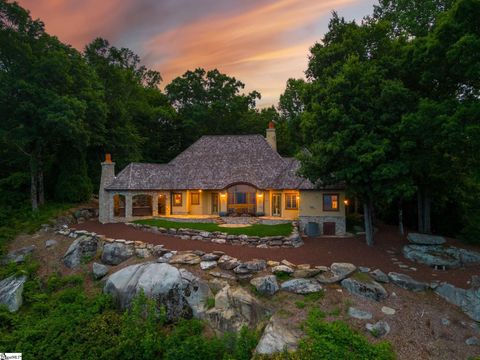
211,193,219,214
272,193,281,217
158,194,166,215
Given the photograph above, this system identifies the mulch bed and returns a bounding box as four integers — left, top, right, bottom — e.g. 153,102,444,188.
74,220,480,288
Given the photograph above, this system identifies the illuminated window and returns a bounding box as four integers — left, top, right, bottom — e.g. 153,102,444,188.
173,193,183,206
190,192,200,205
285,193,298,210
323,194,339,211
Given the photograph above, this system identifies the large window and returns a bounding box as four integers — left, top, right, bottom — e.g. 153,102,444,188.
227,184,256,215
173,192,183,207
323,194,339,211
132,194,152,216
285,193,298,210
190,192,200,205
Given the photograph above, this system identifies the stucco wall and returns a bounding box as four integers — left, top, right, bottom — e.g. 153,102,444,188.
171,190,188,214
299,190,345,217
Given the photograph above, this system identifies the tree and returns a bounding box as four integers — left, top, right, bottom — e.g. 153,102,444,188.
373,0,455,37
165,68,261,147
0,1,106,209
299,15,415,245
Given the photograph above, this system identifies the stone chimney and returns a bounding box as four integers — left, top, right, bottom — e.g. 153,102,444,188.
99,153,115,223
266,121,277,152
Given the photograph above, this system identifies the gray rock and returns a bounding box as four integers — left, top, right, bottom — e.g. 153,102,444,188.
465,336,479,346
388,272,428,292
1,245,36,265
250,275,279,296
280,278,323,294
234,259,267,274
104,262,211,321
93,262,109,279
403,245,480,269
366,321,390,337
63,236,98,268
101,242,134,266
135,247,152,258
218,255,241,270
407,233,446,245
441,318,450,326
381,306,396,315
205,285,270,333
45,239,58,248
209,271,237,281
272,265,294,275
435,282,480,321
169,252,201,265
316,262,357,284
358,266,371,273
255,315,302,354
293,268,321,278
370,269,389,283
0,275,27,312
341,277,388,301
348,307,373,320
200,261,217,270
152,245,166,257
201,253,220,261
331,263,357,278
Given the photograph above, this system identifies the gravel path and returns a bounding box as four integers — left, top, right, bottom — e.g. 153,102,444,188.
75,220,480,288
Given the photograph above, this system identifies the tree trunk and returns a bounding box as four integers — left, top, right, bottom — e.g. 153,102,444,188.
38,154,45,206
30,157,38,211
417,189,432,234
417,191,424,233
363,201,374,246
398,199,404,236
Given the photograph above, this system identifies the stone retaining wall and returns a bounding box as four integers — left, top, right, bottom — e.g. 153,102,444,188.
126,222,304,248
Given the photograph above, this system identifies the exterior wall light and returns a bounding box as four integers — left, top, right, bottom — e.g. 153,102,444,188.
344,199,349,206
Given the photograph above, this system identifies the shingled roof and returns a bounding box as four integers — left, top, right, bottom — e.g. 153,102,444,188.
105,135,316,191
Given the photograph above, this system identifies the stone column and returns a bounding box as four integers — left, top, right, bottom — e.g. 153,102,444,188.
125,193,133,221
152,192,158,217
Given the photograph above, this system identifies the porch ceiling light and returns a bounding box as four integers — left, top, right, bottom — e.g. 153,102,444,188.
220,193,227,198
257,192,263,197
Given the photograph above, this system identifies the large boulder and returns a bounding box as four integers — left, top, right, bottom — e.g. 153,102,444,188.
316,262,356,284
388,272,429,292
407,233,446,245
101,242,135,265
435,282,480,322
63,236,98,268
1,245,36,265
280,278,323,294
104,262,211,321
205,285,270,333
403,245,480,269
218,255,241,270
250,275,279,296
0,275,27,312
341,277,388,301
255,315,302,355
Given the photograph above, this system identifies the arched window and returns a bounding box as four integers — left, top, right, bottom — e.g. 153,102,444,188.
113,194,126,217
227,184,257,215
132,194,153,216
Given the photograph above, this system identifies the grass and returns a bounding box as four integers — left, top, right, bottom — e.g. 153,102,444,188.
206,297,215,309
134,218,293,237
0,202,74,256
275,272,292,281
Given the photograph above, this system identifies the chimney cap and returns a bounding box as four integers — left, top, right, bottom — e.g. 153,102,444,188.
104,153,112,163
268,121,275,129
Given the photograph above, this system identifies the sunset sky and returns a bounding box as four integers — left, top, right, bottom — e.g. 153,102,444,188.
18,0,375,107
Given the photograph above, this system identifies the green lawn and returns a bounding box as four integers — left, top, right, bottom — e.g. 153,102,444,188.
133,218,293,237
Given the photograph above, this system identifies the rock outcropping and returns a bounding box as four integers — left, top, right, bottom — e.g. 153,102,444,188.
104,262,211,321
63,235,98,268
0,275,27,312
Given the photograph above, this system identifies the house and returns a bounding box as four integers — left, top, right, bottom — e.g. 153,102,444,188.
99,122,347,235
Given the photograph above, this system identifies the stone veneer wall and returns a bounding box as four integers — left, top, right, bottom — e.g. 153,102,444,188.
299,216,346,236
126,222,303,248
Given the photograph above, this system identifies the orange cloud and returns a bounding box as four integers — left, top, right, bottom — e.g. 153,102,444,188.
18,0,372,107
